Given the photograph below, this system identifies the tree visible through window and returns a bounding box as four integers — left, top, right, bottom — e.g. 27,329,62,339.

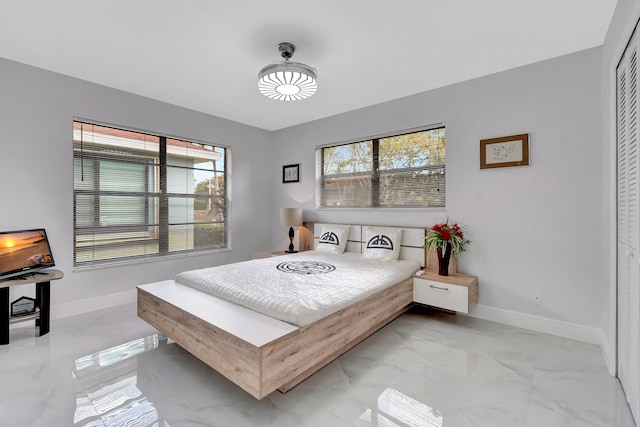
73,121,229,267
317,126,445,208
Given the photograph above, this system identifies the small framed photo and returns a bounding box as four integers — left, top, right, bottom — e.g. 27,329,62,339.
11,296,36,317
283,164,300,183
480,133,529,169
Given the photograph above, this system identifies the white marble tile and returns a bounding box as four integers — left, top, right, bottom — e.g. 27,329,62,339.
528,366,635,427
0,304,635,427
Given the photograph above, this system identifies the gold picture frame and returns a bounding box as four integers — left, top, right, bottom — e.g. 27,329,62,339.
480,133,529,169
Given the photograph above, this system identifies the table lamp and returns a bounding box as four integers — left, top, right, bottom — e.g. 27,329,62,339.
280,208,303,253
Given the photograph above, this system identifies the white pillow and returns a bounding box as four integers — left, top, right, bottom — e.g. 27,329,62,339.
362,226,403,261
315,224,350,254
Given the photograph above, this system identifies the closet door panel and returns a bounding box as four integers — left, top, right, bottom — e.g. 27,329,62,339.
618,22,640,423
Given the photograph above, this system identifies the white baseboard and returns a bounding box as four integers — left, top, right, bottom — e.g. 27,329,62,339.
51,289,137,320
600,328,616,376
465,304,602,345
9,289,138,330
14,292,611,364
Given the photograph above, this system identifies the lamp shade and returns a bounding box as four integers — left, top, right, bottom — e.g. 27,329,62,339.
280,208,302,227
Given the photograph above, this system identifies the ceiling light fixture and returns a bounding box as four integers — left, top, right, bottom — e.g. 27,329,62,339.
258,42,317,101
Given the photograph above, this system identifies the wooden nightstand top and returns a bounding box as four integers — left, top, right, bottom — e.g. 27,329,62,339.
271,251,290,256
413,270,478,288
271,251,308,256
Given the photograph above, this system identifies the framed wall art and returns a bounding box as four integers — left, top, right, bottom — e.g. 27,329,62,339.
282,164,300,183
480,133,529,169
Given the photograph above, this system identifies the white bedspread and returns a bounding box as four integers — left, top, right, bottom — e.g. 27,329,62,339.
175,252,420,327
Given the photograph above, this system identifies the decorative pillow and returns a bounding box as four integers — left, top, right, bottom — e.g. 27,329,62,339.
315,224,350,255
362,226,403,261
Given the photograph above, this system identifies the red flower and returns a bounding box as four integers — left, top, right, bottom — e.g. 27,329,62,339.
426,220,470,255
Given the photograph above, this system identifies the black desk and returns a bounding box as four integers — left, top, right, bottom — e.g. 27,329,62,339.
0,269,63,345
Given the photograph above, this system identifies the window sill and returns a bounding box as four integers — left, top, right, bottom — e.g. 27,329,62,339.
73,247,232,273
314,206,446,212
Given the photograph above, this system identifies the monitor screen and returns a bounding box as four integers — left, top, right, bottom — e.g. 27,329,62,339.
0,229,55,280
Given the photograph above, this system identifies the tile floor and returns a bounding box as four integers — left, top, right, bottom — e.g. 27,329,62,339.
0,304,635,427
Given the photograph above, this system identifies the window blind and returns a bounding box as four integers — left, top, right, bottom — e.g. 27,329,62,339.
73,121,228,267
316,126,445,208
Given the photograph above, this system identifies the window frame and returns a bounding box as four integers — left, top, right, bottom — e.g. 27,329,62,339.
315,124,446,211
73,118,231,270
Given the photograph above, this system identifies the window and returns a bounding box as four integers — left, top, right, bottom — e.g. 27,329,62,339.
73,120,229,267
316,126,445,208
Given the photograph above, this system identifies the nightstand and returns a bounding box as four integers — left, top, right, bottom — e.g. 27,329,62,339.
413,270,478,313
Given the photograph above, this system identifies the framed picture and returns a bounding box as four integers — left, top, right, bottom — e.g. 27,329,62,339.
283,164,300,183
11,296,36,317
480,133,529,169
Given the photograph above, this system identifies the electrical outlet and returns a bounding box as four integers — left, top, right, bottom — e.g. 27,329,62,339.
533,292,542,305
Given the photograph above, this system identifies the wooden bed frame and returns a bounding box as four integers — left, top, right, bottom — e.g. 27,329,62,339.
137,223,426,399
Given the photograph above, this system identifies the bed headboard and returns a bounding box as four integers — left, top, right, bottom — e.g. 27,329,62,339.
302,222,426,268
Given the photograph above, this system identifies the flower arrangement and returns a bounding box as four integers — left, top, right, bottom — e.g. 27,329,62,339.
425,221,471,276
425,222,471,255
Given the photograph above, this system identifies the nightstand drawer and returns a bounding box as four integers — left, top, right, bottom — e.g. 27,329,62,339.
413,277,469,312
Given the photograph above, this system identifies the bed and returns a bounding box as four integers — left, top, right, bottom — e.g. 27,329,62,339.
137,223,426,399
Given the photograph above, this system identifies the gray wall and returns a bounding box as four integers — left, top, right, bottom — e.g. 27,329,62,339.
0,57,274,312
272,47,604,328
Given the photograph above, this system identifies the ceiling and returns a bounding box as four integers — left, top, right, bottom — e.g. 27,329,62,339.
0,1,617,131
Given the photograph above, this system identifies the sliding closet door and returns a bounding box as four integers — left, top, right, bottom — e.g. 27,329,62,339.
617,21,640,423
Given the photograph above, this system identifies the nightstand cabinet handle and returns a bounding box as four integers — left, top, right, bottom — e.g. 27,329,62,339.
429,285,449,291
